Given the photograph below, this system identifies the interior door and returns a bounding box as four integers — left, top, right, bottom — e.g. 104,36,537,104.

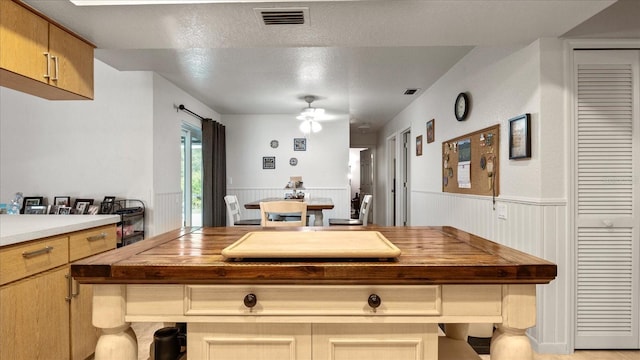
401,130,411,226
360,148,373,223
573,49,639,349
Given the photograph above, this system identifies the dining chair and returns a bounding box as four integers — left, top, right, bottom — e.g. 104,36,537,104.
260,201,307,227
224,195,261,226
329,194,372,226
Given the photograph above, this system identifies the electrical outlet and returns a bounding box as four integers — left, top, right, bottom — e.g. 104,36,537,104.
497,203,507,220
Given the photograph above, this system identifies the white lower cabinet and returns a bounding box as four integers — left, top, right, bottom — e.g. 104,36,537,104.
188,323,312,360
188,323,437,360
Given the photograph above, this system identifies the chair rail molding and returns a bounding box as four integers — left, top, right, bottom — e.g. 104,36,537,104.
412,189,570,354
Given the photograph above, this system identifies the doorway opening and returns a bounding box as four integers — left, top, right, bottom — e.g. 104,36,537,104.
181,124,202,227
349,147,374,222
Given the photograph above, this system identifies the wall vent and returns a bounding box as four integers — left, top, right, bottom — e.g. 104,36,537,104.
255,7,309,26
404,88,420,95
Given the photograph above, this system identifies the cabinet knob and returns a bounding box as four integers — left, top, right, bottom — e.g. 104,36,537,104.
368,294,382,309
243,293,257,308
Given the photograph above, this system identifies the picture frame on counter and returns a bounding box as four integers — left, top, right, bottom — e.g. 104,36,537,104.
24,205,48,214
57,206,72,215
54,196,71,207
73,198,94,214
100,196,116,214
21,196,44,214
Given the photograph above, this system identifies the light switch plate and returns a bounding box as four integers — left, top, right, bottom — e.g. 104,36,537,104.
497,203,507,220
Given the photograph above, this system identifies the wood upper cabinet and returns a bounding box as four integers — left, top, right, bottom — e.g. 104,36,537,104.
0,0,94,100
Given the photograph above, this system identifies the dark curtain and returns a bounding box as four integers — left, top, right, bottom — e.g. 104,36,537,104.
202,120,227,227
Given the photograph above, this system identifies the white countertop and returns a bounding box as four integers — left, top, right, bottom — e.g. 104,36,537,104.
0,214,120,247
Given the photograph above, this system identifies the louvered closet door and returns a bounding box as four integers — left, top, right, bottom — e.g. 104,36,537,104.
574,50,639,349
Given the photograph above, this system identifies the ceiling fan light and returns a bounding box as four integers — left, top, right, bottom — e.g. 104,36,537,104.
299,120,312,133
311,120,322,132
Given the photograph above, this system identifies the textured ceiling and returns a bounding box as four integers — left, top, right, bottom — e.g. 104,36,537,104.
22,0,625,131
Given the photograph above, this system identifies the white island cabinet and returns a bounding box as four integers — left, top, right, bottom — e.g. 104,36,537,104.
0,215,119,360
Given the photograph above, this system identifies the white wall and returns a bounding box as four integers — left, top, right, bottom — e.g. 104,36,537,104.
0,60,154,214
223,114,351,224
377,39,570,353
0,60,218,237
150,73,219,235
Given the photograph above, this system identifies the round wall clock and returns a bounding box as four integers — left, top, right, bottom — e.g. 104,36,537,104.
454,92,469,121
270,140,279,148
289,157,298,166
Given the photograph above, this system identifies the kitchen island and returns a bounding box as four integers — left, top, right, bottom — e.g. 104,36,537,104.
71,226,557,360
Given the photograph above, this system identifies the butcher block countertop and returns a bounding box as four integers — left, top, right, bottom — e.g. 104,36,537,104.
70,226,557,285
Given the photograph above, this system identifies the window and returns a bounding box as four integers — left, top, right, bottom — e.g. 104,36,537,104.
181,125,202,227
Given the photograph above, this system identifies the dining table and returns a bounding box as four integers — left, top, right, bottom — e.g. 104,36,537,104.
244,197,335,226
71,225,556,360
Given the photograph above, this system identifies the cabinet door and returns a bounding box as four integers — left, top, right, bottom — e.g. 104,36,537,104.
0,267,70,360
48,23,94,99
70,281,100,360
313,324,438,360
188,323,312,360
0,0,49,82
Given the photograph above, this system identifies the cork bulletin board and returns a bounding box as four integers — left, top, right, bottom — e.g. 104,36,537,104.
442,124,500,196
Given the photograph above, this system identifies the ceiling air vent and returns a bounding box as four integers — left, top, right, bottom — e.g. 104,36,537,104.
404,88,420,95
255,7,309,26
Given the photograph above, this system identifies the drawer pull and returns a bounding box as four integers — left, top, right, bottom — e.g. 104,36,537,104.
22,246,53,258
243,293,257,308
368,293,382,310
87,233,107,241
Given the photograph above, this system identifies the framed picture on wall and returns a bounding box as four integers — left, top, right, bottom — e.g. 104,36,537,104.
508,113,531,159
294,138,307,151
416,135,423,156
426,119,435,143
263,156,276,169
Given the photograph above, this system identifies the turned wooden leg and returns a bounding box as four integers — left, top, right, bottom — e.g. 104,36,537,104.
490,285,536,360
443,323,469,340
93,285,138,360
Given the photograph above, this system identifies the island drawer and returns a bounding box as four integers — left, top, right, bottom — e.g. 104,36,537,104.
185,285,441,316
0,235,69,285
69,225,117,261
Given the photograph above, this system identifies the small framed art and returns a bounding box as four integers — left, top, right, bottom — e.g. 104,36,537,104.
509,113,531,159
21,196,44,214
263,156,276,169
24,205,48,214
74,198,94,214
54,196,71,207
294,138,307,151
100,196,116,214
416,135,423,156
426,119,435,143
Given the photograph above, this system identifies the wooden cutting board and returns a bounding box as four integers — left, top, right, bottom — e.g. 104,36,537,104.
221,231,401,260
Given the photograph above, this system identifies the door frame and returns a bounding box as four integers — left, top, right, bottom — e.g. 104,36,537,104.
386,134,397,226
400,128,411,226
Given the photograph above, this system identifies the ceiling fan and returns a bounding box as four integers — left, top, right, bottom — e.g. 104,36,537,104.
296,95,325,134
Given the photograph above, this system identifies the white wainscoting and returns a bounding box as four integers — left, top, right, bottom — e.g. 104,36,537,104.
152,192,183,237
412,190,571,354
227,187,351,226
